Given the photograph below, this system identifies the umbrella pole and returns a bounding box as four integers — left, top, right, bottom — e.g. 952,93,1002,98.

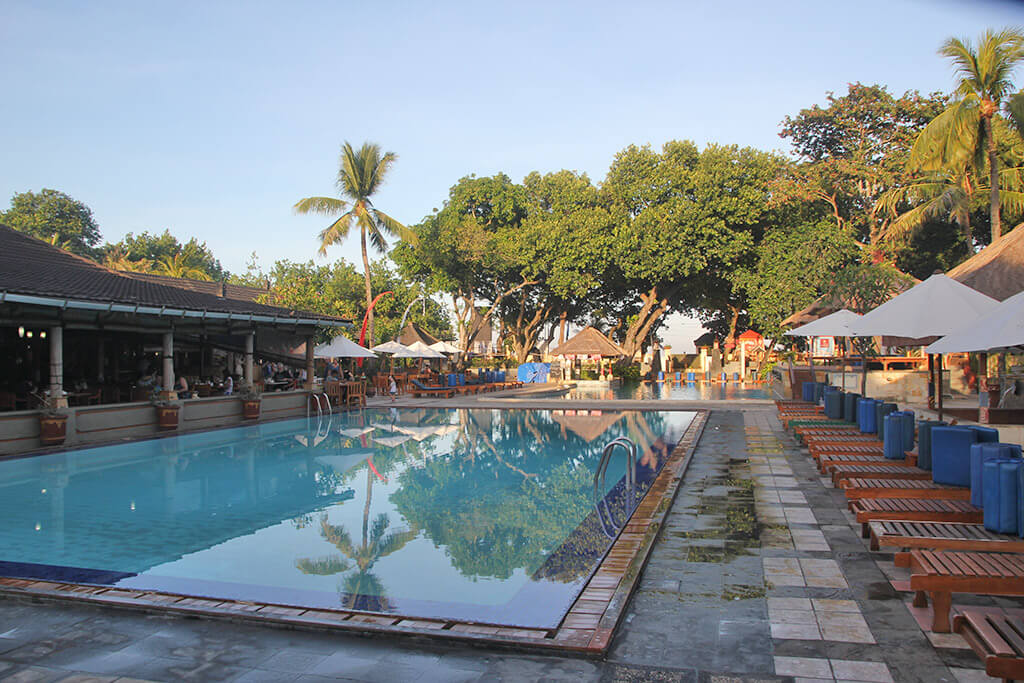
927,354,935,410
840,338,846,391
937,353,944,422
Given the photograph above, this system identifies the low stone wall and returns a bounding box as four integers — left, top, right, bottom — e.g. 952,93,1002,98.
0,391,311,457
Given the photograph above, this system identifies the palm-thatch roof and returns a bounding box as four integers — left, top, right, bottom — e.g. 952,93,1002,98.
552,411,626,442
948,223,1024,301
693,332,717,349
550,326,625,357
398,322,440,346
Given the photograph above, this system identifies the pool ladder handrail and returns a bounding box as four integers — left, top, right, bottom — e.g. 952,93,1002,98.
594,436,637,538
307,391,331,418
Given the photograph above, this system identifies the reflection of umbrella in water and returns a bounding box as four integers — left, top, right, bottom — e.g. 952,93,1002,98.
373,434,412,448
551,411,627,442
338,426,375,438
392,424,453,441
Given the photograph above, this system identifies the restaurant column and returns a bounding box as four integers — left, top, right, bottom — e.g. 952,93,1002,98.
49,325,66,408
244,332,254,387
162,330,176,399
304,335,315,389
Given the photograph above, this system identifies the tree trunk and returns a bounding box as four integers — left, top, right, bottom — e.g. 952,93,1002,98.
725,305,740,348
620,286,672,359
986,115,1001,242
360,224,374,347
559,310,567,344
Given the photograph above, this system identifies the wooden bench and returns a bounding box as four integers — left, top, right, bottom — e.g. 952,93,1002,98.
818,453,917,473
829,464,931,487
409,386,455,398
954,609,1024,682
841,478,970,501
909,550,1024,632
870,521,1024,555
853,499,982,540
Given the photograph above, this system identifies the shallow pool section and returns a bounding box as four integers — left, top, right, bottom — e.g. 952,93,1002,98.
0,407,693,629
563,380,770,401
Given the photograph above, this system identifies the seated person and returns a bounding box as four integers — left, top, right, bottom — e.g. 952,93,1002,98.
175,375,190,399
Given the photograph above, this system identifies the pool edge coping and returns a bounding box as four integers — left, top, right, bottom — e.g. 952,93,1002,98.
0,410,710,658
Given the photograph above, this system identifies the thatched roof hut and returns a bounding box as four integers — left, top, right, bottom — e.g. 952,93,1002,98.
948,224,1024,301
398,322,440,347
550,326,625,357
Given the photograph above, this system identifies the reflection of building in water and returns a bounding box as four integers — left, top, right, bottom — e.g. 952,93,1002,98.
0,434,352,575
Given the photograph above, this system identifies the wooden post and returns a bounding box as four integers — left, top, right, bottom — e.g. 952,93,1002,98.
244,332,254,387
162,330,176,399
927,354,935,409
49,325,66,408
304,336,315,390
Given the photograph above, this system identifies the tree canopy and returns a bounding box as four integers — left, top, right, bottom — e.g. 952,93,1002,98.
2,189,102,257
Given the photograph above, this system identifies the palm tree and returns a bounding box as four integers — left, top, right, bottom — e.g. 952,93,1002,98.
294,142,416,346
911,28,1024,241
156,252,213,280
102,246,154,273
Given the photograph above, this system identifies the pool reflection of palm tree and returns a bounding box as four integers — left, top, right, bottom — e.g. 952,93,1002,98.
296,511,416,611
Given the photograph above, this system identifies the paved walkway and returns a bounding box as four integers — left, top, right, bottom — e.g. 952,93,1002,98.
0,407,1003,682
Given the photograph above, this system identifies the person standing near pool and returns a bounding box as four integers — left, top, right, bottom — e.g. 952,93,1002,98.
388,375,398,401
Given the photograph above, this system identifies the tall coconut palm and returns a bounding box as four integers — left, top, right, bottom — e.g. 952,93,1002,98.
294,142,416,346
911,28,1024,241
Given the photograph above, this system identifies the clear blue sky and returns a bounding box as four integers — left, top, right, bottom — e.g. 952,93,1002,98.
1,0,1022,280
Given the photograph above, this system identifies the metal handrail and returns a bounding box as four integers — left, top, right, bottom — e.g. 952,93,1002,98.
594,436,637,538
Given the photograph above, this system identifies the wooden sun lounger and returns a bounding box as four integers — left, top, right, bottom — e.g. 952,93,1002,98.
809,443,885,461
873,520,1024,557
793,425,859,438
828,464,931,487
954,609,1024,682
841,478,970,502
852,499,982,540
908,550,1024,632
818,453,918,473
409,386,455,398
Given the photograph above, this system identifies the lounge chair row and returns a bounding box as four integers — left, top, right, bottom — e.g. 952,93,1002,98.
778,391,1024,681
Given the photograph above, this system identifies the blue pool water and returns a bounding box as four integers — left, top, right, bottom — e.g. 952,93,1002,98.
0,407,693,628
563,380,771,401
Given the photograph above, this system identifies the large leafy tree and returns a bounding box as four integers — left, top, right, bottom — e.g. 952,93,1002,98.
2,189,102,257
294,142,416,347
777,83,949,250
911,28,1024,241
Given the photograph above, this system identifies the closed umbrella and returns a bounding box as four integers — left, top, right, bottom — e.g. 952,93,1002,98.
851,273,999,420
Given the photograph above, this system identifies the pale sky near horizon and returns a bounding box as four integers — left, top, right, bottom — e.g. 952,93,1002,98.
2,0,1023,350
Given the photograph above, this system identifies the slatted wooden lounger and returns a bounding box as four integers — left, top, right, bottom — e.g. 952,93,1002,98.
817,453,918,473
809,443,884,462
908,550,1024,632
954,609,1024,682
869,521,1024,555
852,499,982,539
828,464,931,486
841,478,970,501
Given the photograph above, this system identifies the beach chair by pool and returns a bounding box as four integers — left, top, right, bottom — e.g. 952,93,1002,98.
840,478,971,501
409,380,455,398
869,520,1024,555
817,452,918,473
852,499,982,539
908,550,1024,632
828,463,931,486
954,609,1024,681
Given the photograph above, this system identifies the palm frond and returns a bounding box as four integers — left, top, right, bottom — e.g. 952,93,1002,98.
294,556,350,576
294,196,349,216
999,188,1024,216
366,151,397,197
317,212,356,256
910,100,980,171
365,221,388,254
372,209,417,244
374,529,418,559
1007,92,1024,140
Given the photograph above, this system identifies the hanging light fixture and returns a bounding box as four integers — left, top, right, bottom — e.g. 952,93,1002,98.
26,331,33,338
18,327,24,338
40,330,46,339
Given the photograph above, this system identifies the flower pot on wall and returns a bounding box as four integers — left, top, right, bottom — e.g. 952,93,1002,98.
242,399,261,420
156,405,180,431
39,415,67,446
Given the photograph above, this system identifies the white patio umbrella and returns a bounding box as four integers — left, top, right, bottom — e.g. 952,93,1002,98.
850,273,999,420
785,309,862,389
314,335,377,359
371,341,410,354
429,341,462,354
407,341,445,359
926,290,1024,354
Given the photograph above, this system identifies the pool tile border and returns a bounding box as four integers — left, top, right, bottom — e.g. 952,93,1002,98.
0,410,708,657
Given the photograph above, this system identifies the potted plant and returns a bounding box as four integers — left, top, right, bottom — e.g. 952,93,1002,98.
239,383,261,420
33,392,68,446
150,389,180,431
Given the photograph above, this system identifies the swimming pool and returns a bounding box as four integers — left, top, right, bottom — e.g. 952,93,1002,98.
562,380,771,401
0,407,693,629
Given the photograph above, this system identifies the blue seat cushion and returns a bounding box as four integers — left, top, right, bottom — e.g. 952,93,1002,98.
931,426,979,486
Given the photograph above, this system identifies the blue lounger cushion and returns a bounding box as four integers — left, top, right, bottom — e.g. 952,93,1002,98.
916,421,946,471
983,459,1022,534
931,426,979,486
858,399,877,434
971,443,1024,506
